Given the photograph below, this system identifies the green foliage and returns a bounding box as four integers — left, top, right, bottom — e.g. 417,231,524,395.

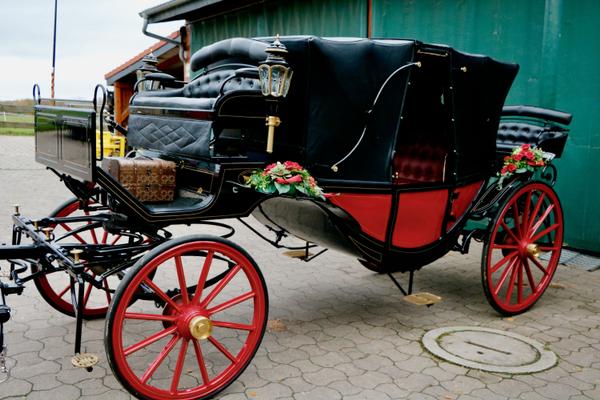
246,161,326,200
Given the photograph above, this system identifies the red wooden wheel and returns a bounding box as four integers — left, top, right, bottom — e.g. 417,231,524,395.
105,235,268,400
482,182,564,315
33,199,127,319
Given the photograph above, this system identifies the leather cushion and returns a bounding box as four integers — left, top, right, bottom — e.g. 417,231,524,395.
393,142,447,184
131,68,259,111
127,114,211,158
497,122,568,156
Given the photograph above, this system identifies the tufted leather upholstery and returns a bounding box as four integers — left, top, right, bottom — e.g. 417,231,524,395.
497,122,568,157
393,142,447,184
127,114,211,159
132,67,260,111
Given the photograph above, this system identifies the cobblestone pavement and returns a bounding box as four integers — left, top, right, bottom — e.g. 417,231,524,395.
0,136,599,399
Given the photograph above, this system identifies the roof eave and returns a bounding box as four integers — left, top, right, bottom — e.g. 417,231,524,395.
140,0,227,23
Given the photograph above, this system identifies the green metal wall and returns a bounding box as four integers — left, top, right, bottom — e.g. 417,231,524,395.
372,0,600,252
190,0,366,56
190,0,600,252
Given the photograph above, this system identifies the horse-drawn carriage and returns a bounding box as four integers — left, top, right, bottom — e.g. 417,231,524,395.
0,36,570,399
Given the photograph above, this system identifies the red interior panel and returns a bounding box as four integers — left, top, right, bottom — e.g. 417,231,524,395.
329,194,391,242
392,189,448,248
447,180,484,230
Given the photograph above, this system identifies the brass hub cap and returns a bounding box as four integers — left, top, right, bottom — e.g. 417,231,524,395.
189,316,213,340
526,243,540,258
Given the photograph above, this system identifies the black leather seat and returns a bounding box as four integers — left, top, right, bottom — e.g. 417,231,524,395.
127,38,269,159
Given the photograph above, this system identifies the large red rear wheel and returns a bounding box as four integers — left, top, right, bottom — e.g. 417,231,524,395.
33,199,130,319
105,235,268,400
482,182,564,315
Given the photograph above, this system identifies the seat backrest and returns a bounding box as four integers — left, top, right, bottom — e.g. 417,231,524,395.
393,141,447,184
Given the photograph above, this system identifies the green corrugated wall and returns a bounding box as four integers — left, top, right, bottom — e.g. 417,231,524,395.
190,0,600,252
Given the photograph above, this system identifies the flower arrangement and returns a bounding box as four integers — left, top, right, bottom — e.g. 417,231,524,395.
498,144,548,186
246,161,326,200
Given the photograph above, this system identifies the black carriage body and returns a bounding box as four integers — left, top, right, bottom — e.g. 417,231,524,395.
33,36,522,270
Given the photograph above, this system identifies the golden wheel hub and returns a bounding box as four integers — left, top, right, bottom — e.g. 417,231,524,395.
526,243,540,258
189,316,213,340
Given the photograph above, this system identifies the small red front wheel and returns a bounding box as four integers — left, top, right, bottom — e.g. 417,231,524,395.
105,235,268,400
33,199,127,319
482,182,564,315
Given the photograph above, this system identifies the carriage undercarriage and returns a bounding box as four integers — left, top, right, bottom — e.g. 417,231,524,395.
0,36,571,399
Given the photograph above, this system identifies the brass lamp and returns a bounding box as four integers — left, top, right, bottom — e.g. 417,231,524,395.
135,53,161,92
258,35,293,153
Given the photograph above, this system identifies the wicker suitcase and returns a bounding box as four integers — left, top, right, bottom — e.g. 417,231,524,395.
101,157,176,202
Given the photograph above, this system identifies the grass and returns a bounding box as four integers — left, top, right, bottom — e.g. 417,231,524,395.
0,127,34,136
0,112,34,136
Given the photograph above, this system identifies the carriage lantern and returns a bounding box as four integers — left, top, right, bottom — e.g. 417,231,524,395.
258,35,293,153
135,53,161,92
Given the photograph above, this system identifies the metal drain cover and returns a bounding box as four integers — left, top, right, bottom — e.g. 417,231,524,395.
422,326,557,374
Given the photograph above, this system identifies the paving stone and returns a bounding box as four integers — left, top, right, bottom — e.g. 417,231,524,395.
26,384,81,400
303,368,346,386
533,382,580,400
245,382,293,399
440,375,486,395
293,386,342,400
348,370,392,390
343,389,391,399
482,380,533,398
1,136,600,400
0,379,32,397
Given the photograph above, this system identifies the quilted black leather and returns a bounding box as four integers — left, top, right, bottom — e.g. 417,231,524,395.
497,122,568,157
127,114,211,158
190,38,268,72
131,68,260,110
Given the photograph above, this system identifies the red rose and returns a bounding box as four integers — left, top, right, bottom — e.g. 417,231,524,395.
521,144,531,151
536,160,545,166
284,161,303,170
285,174,303,184
501,166,508,174
507,164,517,172
503,156,511,161
513,153,523,161
265,163,277,173
523,151,534,160
275,175,302,185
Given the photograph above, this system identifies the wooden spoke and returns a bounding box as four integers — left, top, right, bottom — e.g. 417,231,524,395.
124,326,177,356
500,221,520,243
523,259,537,293
529,204,555,238
174,256,189,305
212,321,255,331
494,258,517,296
527,193,547,232
192,340,210,385
191,250,214,306
201,265,241,308
59,223,87,244
504,258,520,302
208,336,237,363
143,278,182,313
531,223,559,243
490,251,518,274
528,255,548,275
207,291,255,315
170,339,189,394
124,313,177,322
141,335,180,384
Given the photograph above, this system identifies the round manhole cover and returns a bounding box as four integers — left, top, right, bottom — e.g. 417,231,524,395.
422,326,557,373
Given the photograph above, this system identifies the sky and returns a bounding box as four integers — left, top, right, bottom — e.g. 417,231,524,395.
0,1,181,100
